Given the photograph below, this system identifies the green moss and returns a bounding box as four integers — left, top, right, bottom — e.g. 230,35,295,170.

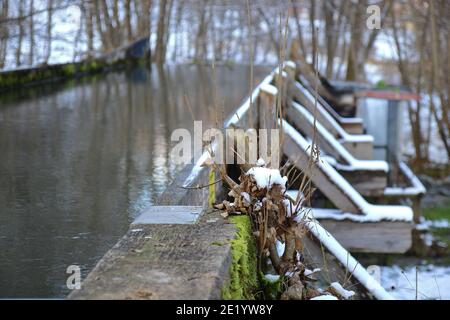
89,60,99,70
0,58,109,91
62,64,76,75
423,204,450,221
208,170,216,208
423,203,450,250
221,215,259,300
375,80,387,89
259,273,284,300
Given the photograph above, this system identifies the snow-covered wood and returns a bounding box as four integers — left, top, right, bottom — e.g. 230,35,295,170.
383,162,426,197
296,214,394,300
292,78,374,160
288,101,388,171
282,120,413,221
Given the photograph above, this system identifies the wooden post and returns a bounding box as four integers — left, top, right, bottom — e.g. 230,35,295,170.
273,69,288,109
258,84,279,168
258,83,278,131
412,195,423,224
283,61,297,104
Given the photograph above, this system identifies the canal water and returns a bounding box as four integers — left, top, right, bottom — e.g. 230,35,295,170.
0,64,270,298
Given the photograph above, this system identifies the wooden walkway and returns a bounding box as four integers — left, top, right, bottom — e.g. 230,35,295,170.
69,58,426,300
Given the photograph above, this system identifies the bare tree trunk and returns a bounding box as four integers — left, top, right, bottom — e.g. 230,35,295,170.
0,0,9,68
82,0,94,58
361,0,393,67
345,1,362,81
154,0,168,64
138,0,152,37
345,0,391,81
335,20,349,79
429,0,450,157
162,0,174,58
124,0,133,41
28,0,34,65
391,4,425,167
94,1,110,52
309,0,317,67
324,0,347,79
136,0,152,39
171,0,184,61
112,0,120,29
291,0,307,59
323,0,334,78
100,0,116,47
194,1,207,61
73,4,84,62
15,0,25,67
44,0,53,63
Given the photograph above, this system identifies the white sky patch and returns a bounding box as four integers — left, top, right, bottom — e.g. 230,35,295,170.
374,33,397,61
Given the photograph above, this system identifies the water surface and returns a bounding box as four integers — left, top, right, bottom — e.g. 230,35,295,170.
0,64,269,298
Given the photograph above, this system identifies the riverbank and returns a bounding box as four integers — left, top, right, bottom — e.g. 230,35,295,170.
0,38,150,93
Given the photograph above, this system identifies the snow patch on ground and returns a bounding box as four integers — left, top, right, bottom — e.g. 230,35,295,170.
416,217,450,230
381,265,450,300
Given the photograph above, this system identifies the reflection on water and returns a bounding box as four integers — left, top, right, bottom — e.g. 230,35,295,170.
0,64,269,298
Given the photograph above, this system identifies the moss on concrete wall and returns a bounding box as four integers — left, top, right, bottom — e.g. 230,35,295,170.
221,215,259,300
0,57,149,92
0,60,107,91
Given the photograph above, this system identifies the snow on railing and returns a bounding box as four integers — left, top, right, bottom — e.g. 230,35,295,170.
383,162,426,197
298,74,364,124
283,120,413,222
291,101,388,172
295,78,373,143
295,213,394,300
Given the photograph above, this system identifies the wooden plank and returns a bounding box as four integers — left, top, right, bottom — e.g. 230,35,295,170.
300,230,371,299
291,79,374,160
291,80,341,138
283,123,362,214
286,102,388,190
340,139,373,161
355,90,420,101
341,121,364,134
339,171,387,196
286,103,345,163
319,219,413,253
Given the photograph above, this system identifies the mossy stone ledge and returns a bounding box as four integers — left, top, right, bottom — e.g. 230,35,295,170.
221,215,259,300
